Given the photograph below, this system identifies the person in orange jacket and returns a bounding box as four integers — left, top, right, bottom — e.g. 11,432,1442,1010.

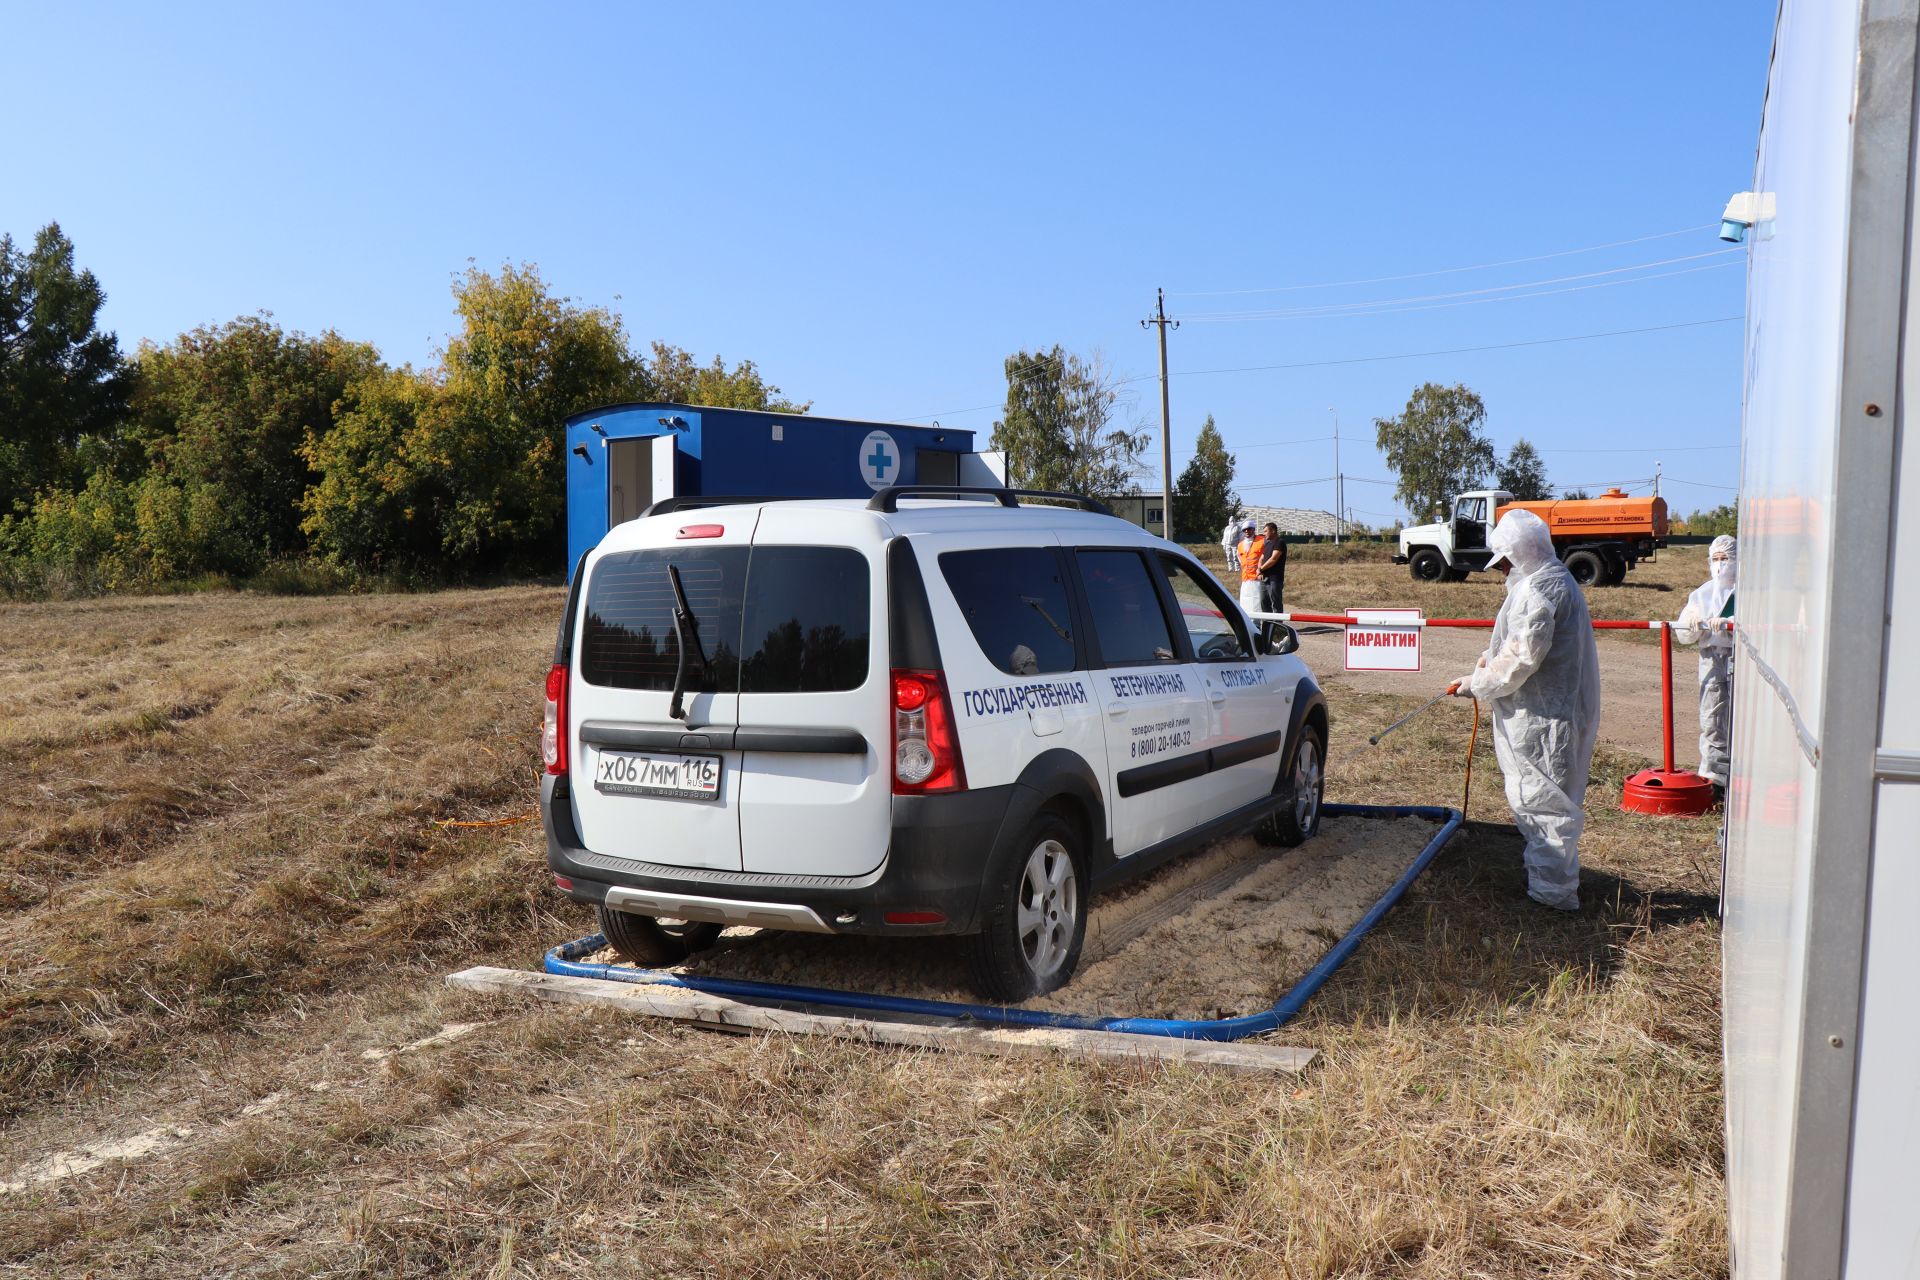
1235,521,1266,615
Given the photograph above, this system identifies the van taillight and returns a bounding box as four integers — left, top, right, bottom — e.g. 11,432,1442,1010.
892,669,965,794
543,663,568,776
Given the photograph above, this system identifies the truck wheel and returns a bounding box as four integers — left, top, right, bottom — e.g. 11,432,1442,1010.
1443,567,1472,582
1258,723,1326,848
596,904,723,967
1564,549,1605,586
967,811,1087,1002
1599,550,1628,585
1409,549,1446,582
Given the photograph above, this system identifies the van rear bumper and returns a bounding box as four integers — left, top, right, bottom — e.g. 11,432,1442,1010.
541,774,1012,936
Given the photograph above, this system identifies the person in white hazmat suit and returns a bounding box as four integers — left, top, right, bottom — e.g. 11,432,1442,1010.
1674,535,1736,801
1447,509,1603,911
1221,516,1247,573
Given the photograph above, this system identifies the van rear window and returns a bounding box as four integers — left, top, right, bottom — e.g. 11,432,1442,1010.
581,547,870,694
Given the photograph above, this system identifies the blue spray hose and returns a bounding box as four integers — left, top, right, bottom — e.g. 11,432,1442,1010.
543,802,1463,1043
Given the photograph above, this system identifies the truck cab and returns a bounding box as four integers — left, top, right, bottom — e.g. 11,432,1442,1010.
1395,489,1513,582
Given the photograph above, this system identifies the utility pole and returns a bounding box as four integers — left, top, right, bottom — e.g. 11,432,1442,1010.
1142,289,1178,542
1329,406,1342,545
1654,461,1662,498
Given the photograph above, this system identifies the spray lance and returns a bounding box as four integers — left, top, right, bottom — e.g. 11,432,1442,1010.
1367,689,1454,746
1368,682,1482,814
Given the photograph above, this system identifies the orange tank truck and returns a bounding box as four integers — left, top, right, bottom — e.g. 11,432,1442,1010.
1395,486,1668,585
1497,489,1667,585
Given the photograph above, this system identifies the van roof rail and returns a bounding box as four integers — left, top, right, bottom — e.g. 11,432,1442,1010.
866,485,1113,515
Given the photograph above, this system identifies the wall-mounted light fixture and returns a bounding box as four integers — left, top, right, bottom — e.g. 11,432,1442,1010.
1720,191,1775,243
572,444,592,463
590,422,607,435
656,415,688,430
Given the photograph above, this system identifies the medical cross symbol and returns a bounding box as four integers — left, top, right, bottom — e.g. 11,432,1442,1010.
858,430,900,491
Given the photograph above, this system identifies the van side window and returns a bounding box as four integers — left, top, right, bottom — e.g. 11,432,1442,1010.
1157,554,1251,660
939,548,1078,676
1074,550,1178,666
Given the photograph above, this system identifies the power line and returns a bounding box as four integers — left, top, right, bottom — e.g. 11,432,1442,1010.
1172,223,1720,297
1542,443,1737,454
1184,254,1743,323
1239,475,1336,491
895,314,1741,424
1661,475,1739,491
1167,315,1740,381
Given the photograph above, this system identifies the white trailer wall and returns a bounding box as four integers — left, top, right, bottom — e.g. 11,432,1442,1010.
1724,1,1919,1276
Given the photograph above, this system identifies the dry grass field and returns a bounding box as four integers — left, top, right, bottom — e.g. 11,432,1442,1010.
0,547,1728,1277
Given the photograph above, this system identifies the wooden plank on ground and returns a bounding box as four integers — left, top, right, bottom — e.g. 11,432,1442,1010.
447,967,1317,1074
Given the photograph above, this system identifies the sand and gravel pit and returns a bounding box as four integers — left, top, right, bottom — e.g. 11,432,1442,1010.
585,814,1442,1022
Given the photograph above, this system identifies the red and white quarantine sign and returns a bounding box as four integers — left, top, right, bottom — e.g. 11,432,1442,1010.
1344,609,1423,672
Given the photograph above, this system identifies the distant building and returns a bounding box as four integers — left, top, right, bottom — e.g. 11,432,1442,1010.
1101,494,1166,537
1237,505,1348,537
1101,497,1365,541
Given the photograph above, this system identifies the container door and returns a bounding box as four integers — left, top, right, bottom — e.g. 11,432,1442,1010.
566,517,757,872
606,438,650,528
735,505,891,876
961,450,1008,486
1072,548,1214,856
651,433,677,507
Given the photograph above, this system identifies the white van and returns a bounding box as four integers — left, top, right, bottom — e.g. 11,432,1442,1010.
541,487,1328,1000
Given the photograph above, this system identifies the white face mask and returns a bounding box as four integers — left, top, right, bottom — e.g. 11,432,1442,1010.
1712,558,1736,587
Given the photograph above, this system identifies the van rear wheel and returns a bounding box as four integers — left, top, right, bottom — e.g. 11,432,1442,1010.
967,812,1087,1003
596,904,723,967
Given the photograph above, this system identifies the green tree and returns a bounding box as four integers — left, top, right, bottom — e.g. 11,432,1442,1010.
989,347,1147,496
1561,488,1592,501
129,316,383,573
0,223,131,511
645,342,808,413
298,363,441,569
302,262,647,571
1495,437,1551,501
1173,415,1237,538
1374,382,1497,523
1686,503,1738,537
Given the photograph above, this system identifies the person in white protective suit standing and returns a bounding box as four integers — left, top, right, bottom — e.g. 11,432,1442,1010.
1222,516,1248,573
1446,509,1603,911
1674,535,1736,804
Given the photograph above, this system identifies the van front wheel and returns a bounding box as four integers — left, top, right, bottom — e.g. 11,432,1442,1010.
967,812,1087,1002
596,905,723,967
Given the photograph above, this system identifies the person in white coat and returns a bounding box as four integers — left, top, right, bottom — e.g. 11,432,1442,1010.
1221,516,1248,573
1448,509,1603,911
1674,535,1736,801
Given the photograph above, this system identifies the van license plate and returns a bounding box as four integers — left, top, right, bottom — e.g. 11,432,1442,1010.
592,750,722,801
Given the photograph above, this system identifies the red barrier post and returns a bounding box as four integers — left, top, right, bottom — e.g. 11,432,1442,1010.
1660,621,1675,773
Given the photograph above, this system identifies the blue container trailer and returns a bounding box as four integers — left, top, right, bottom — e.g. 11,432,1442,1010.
564,402,993,576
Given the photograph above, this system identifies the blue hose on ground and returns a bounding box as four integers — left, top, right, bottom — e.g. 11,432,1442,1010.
543,802,1464,1043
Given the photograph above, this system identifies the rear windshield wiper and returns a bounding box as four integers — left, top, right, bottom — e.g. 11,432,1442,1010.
666,564,708,723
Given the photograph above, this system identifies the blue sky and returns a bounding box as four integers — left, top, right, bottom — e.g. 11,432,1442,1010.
4,3,1773,525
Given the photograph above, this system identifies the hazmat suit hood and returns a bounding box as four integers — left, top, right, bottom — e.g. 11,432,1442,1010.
1486,508,1557,576
1710,534,1737,588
